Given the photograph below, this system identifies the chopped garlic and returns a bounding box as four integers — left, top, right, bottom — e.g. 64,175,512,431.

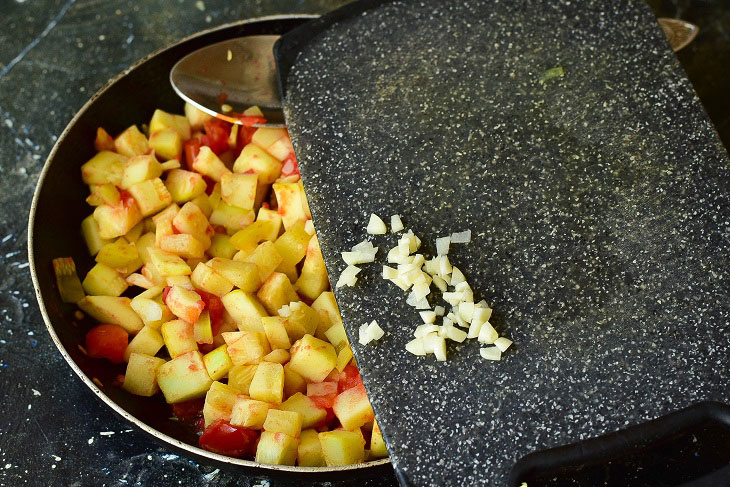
451,266,466,285
415,297,430,310
477,321,499,344
278,304,291,317
382,265,398,280
472,306,492,325
366,213,387,235
387,246,410,264
368,321,384,341
494,336,513,352
412,282,430,300
414,324,439,338
422,332,439,353
397,238,410,257
352,240,376,253
390,214,404,233
358,323,372,345
419,310,436,324
304,220,315,235
342,251,376,266
358,320,384,345
434,305,446,316
432,275,448,292
455,281,472,293
409,234,421,253
467,319,483,339
436,236,451,256
480,346,502,361
458,301,475,322
336,265,361,288
391,277,412,292
439,255,452,276
433,336,447,361
444,324,467,343
405,337,426,356
450,230,471,244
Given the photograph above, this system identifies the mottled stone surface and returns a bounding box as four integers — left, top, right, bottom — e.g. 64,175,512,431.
284,0,730,485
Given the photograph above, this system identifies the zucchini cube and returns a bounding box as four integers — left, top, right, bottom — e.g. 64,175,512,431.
203,381,240,427
298,429,325,466
289,334,337,383
230,397,271,429
262,409,302,438
249,361,284,404
156,350,212,403
279,392,327,429
318,430,366,466
123,353,166,397
255,431,298,466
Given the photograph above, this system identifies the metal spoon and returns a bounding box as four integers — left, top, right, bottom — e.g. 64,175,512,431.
170,36,285,128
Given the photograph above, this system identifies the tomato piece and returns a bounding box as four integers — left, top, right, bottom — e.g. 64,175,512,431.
280,153,299,177
236,126,256,152
202,119,231,155
171,398,205,421
183,137,202,170
199,420,259,458
338,363,363,393
261,202,270,210
194,290,224,336
310,393,337,410
162,285,172,302
85,324,128,363
237,115,267,127
202,175,216,195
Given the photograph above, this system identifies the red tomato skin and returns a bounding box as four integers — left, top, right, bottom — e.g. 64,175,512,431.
194,290,224,336
338,363,363,393
183,138,201,170
310,393,337,410
202,119,231,155
171,398,205,421
85,324,128,363
199,420,259,458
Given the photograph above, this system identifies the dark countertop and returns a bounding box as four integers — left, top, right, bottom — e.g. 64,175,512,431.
0,1,727,486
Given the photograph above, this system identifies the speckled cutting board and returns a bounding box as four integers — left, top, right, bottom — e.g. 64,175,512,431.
278,0,730,485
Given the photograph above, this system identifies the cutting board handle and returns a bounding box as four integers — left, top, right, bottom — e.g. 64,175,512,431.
508,401,730,486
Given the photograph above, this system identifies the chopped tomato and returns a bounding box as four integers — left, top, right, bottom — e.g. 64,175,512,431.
171,398,205,421
183,137,202,170
281,153,299,177
237,115,267,127
338,363,363,393
201,119,231,155
261,202,270,210
194,290,224,335
202,175,216,195
199,420,259,458
85,324,128,363
310,393,337,410
236,126,256,152
162,285,172,302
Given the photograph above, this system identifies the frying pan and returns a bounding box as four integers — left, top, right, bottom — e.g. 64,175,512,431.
27,14,392,483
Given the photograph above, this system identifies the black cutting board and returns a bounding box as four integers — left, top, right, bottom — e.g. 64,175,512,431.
276,0,730,485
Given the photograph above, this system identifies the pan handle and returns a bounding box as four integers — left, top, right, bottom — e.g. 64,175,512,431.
273,0,394,101
509,401,730,486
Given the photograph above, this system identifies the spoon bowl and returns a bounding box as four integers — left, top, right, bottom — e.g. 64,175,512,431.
170,35,285,127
